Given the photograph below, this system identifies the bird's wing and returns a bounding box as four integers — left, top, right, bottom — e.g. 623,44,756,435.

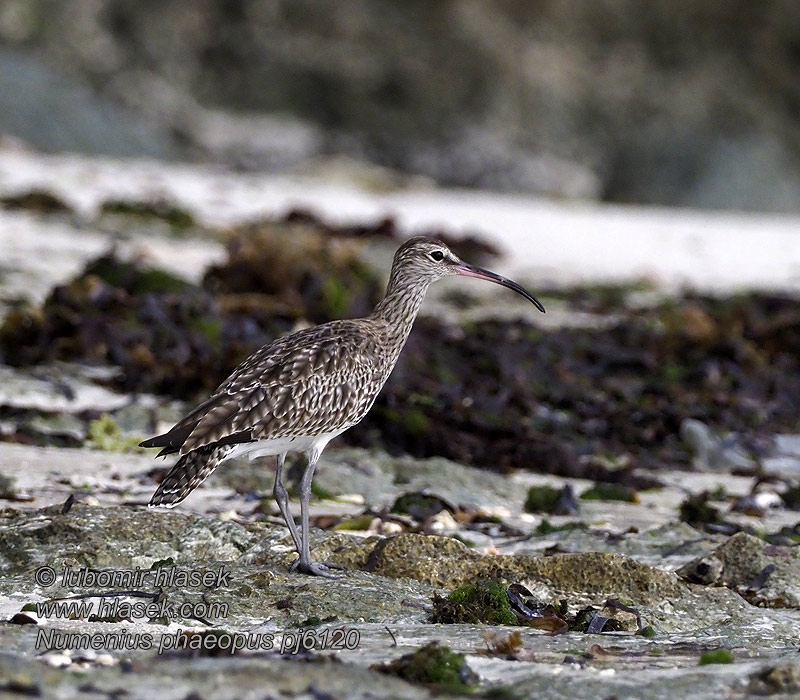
174,321,383,455
139,390,246,457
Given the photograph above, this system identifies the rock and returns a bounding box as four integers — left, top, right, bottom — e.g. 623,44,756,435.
0,365,130,413
678,555,724,586
0,47,171,158
680,419,755,472
328,532,761,634
0,504,259,576
755,664,800,693
678,532,800,608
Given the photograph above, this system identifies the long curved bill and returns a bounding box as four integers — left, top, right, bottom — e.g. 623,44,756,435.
455,263,545,313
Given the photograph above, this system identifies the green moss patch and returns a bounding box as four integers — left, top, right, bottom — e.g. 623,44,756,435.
431,579,517,625
371,642,478,692
99,198,196,230
86,415,142,453
699,649,734,665
524,484,579,514
580,483,639,503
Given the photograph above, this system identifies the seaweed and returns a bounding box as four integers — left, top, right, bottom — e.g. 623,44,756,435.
99,198,196,230
679,492,729,531
0,226,383,398
431,579,518,625
580,483,639,503
391,492,452,520
0,189,72,214
202,225,383,324
524,484,579,514
345,292,800,478
4,206,800,487
371,642,478,692
699,649,734,665
86,415,142,453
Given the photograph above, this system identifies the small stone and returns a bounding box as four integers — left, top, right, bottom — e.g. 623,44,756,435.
380,521,403,535
678,555,723,585
9,611,38,625
43,653,72,668
430,510,459,531
336,493,365,505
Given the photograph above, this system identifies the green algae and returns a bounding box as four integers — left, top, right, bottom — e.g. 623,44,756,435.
310,482,334,500
86,414,142,452
83,255,191,295
431,579,517,625
371,641,478,692
524,485,573,513
0,189,72,214
534,519,584,535
333,514,374,531
679,492,724,528
99,198,196,230
580,483,639,503
699,649,734,665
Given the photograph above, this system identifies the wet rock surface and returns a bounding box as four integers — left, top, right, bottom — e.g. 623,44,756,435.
0,496,798,700
678,532,800,608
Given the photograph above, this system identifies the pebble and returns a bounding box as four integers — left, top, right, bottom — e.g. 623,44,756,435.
336,493,365,505
43,653,71,668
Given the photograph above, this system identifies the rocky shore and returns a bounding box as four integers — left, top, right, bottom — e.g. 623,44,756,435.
0,151,799,699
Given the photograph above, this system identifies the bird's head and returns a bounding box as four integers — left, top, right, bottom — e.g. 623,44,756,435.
389,236,545,312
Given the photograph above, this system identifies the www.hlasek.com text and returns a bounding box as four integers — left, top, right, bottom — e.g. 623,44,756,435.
35,597,227,621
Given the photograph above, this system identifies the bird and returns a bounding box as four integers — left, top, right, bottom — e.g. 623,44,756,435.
140,236,545,576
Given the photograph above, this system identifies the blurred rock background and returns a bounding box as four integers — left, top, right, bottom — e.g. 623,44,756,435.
0,0,799,211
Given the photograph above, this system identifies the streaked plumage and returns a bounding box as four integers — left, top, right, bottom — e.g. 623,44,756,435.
142,236,544,576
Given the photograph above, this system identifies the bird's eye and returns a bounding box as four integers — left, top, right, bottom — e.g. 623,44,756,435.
429,250,445,262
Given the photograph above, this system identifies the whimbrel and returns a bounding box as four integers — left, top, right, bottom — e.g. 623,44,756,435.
141,236,545,576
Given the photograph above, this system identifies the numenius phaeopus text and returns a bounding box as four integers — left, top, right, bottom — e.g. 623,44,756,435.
141,237,545,576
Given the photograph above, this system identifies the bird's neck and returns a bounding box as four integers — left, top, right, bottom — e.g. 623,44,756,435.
370,275,430,350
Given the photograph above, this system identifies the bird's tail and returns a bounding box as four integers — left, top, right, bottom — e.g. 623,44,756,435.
148,445,234,508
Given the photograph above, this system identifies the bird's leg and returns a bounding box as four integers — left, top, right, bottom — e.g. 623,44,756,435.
290,450,344,578
272,452,302,552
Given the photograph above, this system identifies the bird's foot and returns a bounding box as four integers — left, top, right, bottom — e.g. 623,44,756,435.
289,558,346,578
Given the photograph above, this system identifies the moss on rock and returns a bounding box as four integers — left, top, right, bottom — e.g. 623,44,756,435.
371,642,478,692
431,578,517,625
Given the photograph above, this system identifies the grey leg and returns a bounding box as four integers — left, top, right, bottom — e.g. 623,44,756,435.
272,452,301,552
291,449,343,578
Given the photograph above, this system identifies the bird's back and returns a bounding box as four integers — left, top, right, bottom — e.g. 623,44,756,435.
141,317,397,457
